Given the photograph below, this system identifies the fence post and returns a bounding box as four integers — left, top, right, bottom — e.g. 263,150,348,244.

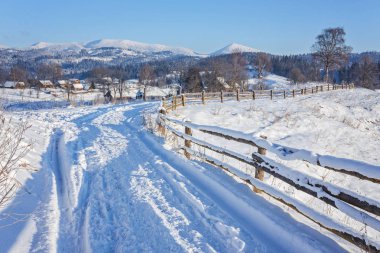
184,121,192,159
162,97,166,109
292,89,295,97
143,87,147,101
254,145,266,193
304,88,306,95
158,108,167,135
270,90,273,100
220,90,224,103
201,90,205,105
173,95,177,110
316,86,318,93
283,90,286,99
320,85,323,92
181,94,185,106
236,89,240,101
252,91,256,100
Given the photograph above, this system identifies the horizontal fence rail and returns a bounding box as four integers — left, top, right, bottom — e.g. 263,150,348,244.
156,107,380,252
162,83,355,112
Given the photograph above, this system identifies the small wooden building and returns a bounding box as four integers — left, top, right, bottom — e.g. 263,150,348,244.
2,81,25,89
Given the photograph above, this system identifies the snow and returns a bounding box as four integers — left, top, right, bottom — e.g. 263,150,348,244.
211,43,260,56
2,81,25,88
0,100,358,252
72,83,84,90
84,39,201,56
13,40,265,57
29,42,84,51
167,87,380,250
165,116,380,181
19,39,209,56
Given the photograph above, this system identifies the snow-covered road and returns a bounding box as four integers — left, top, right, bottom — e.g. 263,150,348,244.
0,102,349,253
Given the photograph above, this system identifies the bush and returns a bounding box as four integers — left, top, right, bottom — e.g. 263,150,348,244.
0,111,31,207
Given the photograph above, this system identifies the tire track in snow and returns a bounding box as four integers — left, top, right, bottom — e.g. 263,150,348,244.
46,102,348,253
115,103,348,253
115,105,266,252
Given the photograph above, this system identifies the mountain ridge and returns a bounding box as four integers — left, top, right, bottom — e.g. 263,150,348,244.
5,39,259,56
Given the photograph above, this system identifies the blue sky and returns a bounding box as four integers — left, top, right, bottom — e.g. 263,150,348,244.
0,0,379,54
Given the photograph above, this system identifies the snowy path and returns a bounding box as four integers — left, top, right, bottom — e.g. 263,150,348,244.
0,102,349,253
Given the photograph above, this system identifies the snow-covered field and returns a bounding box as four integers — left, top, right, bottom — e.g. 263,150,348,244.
0,88,378,252
167,88,380,251
247,72,327,90
0,85,173,111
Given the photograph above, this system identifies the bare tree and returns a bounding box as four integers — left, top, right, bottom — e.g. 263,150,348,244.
90,67,110,94
111,66,127,99
0,112,31,207
184,67,202,92
254,53,271,89
66,83,72,101
139,64,155,85
51,63,62,84
312,27,352,82
0,68,8,84
255,53,271,79
289,67,306,84
36,64,50,80
351,56,379,89
10,66,27,83
229,50,248,91
37,63,62,84
206,58,229,91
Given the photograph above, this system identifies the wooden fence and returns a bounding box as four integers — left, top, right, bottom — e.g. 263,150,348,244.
157,84,380,252
162,83,355,111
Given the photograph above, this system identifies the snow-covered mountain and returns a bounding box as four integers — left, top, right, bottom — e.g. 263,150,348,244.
30,42,84,51
24,40,259,56
0,39,208,74
0,40,262,75
26,39,201,57
84,39,199,56
211,43,260,56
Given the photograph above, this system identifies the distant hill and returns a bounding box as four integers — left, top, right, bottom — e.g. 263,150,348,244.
211,43,260,56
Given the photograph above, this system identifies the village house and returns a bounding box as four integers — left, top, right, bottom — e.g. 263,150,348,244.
57,79,84,91
39,80,54,89
71,82,84,91
57,80,69,89
1,81,25,89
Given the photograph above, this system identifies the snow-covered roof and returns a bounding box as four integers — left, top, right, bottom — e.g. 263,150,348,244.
3,81,25,88
72,83,83,90
146,86,169,97
57,80,68,85
68,79,80,84
39,80,54,86
217,77,231,89
102,77,112,83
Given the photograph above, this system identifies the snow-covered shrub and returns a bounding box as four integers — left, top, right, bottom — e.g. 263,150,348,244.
0,111,31,207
